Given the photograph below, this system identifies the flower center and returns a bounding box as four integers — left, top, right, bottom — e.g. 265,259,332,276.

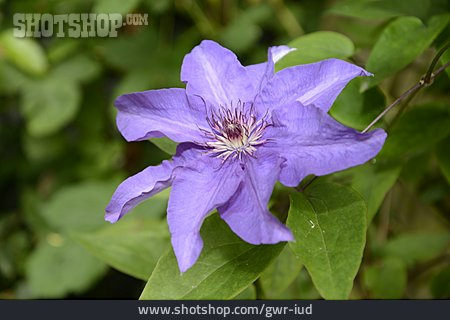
201,102,269,161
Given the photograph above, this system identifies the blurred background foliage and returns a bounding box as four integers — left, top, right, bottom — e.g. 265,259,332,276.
0,0,449,299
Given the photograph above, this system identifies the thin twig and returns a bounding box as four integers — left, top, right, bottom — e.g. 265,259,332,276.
361,82,422,133
362,60,450,133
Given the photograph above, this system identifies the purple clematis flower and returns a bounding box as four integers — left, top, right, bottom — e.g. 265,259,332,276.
105,40,387,272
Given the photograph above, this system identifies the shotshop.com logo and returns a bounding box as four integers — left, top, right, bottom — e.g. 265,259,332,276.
13,13,148,38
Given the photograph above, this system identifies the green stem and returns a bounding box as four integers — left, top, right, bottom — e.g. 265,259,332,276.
269,0,304,38
386,87,419,130
254,278,266,300
424,41,450,84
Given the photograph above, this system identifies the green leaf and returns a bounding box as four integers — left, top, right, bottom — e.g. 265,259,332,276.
150,137,178,155
41,180,118,233
365,14,450,88
21,77,81,137
276,31,354,71
287,182,367,299
328,0,434,20
26,237,107,298
140,214,284,299
92,0,141,15
51,54,101,84
363,257,407,299
381,233,450,266
76,218,170,280
260,245,302,297
436,135,450,184
0,30,48,76
330,78,386,131
380,105,450,159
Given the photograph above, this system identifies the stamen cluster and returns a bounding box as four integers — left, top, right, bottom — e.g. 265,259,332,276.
202,102,269,161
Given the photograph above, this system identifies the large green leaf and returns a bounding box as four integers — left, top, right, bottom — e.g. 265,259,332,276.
380,105,450,159
363,257,407,299
260,245,303,298
140,214,284,299
330,78,386,131
276,31,354,71
40,180,117,233
26,237,107,298
76,218,170,280
365,14,450,87
287,183,367,299
0,30,48,76
21,77,81,137
41,180,169,234
436,135,450,184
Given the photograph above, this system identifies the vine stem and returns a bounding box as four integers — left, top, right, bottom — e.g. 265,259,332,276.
424,41,450,84
362,60,450,134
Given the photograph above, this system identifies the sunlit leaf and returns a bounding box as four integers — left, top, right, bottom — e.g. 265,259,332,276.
0,30,48,76
365,14,450,87
276,31,354,70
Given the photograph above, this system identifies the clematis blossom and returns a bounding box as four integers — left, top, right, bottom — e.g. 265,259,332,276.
105,40,387,272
